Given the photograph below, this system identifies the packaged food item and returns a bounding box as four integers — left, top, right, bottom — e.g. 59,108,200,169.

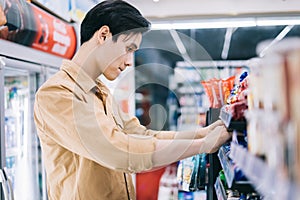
222,76,235,104
227,71,248,105
286,48,300,185
261,55,288,116
177,160,183,189
246,110,265,157
196,154,207,190
211,78,223,108
202,76,235,109
201,80,214,108
247,58,263,110
189,155,200,191
181,157,195,191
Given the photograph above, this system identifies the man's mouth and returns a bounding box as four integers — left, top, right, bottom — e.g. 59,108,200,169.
119,67,124,71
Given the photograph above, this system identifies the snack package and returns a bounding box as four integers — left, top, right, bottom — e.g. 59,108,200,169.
222,76,235,104
189,155,200,191
201,78,225,108
201,80,214,108
196,154,207,190
180,157,195,191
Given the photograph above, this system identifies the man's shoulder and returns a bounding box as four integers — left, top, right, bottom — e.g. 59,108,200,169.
38,70,75,93
35,72,78,110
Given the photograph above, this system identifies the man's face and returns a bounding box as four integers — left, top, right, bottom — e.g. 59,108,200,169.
101,33,142,81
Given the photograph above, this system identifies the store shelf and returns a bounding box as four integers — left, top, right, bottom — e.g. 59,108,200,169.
218,145,255,191
214,176,227,200
229,142,300,199
231,142,277,198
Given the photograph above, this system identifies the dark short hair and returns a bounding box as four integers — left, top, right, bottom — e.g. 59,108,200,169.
80,0,151,45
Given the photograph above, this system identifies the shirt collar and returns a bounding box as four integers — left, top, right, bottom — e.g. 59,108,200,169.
61,60,97,93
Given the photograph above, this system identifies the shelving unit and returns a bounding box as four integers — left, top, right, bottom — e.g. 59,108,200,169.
207,108,256,200
171,61,250,200
217,108,300,200
206,108,222,200
214,43,300,199
171,56,300,199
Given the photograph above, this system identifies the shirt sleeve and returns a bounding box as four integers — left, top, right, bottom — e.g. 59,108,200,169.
34,85,156,173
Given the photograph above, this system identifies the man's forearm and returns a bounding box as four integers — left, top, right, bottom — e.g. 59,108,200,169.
152,138,206,168
152,127,208,140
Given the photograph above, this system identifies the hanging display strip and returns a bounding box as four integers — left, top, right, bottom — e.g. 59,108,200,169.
0,0,77,59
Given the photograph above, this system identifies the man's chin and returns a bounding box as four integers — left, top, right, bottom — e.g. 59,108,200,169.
104,74,118,81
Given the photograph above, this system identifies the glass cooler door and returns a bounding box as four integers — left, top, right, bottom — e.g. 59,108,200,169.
0,58,43,200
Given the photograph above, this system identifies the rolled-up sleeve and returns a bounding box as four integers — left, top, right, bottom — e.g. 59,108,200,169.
34,85,156,173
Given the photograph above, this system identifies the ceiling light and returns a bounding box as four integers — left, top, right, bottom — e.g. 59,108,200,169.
256,17,300,26
151,16,300,30
151,18,257,30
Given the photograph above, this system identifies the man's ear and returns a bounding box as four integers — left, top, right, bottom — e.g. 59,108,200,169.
97,25,111,44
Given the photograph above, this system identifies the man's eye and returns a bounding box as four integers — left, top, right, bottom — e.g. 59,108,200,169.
126,47,134,52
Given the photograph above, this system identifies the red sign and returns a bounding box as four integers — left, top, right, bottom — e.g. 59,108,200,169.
0,0,77,59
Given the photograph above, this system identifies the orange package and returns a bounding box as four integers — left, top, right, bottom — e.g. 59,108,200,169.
201,80,214,108
222,76,235,104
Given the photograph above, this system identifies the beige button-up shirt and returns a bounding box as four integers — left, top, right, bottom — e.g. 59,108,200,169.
34,60,174,200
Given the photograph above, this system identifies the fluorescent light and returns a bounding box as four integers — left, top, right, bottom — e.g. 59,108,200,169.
256,17,300,26
151,16,300,30
152,18,256,30
259,25,294,57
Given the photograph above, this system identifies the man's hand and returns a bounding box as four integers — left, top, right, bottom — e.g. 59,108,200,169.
197,120,224,139
200,121,232,153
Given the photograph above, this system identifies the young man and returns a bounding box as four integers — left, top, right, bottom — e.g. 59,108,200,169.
34,1,231,199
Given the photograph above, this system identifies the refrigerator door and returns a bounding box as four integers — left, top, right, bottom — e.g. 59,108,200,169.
0,58,44,200
0,169,14,200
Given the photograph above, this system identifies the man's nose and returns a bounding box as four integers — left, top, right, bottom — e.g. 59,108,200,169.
124,52,134,67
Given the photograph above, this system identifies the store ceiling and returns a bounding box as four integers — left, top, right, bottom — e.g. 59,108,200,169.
134,25,300,87
127,0,300,84
115,0,300,99
137,25,300,62
125,0,300,20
